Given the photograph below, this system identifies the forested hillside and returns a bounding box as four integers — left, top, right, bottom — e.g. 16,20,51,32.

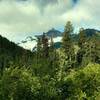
0,35,34,74
0,21,100,100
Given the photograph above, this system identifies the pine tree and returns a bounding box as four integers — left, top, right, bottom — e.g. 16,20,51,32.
77,28,87,66
37,37,42,58
62,21,74,61
83,35,100,64
49,34,57,66
50,34,54,52
42,33,49,58
78,28,87,48
61,21,75,73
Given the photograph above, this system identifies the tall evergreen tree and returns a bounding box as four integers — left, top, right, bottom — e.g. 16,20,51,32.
60,21,75,76
49,35,55,63
78,28,87,48
49,35,59,77
83,35,100,64
50,34,54,52
37,37,42,58
77,28,87,66
42,33,49,58
62,21,74,61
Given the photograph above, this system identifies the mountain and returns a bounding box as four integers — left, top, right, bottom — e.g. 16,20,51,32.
36,28,100,39
35,28,62,38
84,29,100,37
18,28,100,50
46,28,62,37
0,35,33,70
71,29,100,42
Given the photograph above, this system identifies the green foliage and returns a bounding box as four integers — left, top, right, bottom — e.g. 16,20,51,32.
61,21,75,71
58,63,100,99
0,67,41,100
0,22,100,100
77,33,100,66
62,21,74,55
78,28,87,48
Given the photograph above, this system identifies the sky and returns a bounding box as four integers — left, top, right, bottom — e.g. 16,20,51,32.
0,0,100,42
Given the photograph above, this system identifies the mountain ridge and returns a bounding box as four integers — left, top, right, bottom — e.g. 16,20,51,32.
18,28,100,50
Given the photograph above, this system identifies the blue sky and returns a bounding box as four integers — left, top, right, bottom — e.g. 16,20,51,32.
0,0,100,42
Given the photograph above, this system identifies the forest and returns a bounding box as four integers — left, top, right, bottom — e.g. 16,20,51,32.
0,21,100,100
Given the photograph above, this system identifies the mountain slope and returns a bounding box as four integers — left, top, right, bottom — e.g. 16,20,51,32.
0,35,33,70
84,29,100,37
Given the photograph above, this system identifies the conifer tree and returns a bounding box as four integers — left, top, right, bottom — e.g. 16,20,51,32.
37,37,42,58
83,35,100,64
42,33,49,58
61,21,75,73
62,21,74,61
49,35,61,78
36,37,42,68
50,34,54,52
49,34,57,65
77,28,87,66
78,28,87,48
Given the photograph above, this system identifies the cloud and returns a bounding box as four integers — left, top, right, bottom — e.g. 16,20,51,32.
19,36,62,50
0,0,99,42
34,0,58,7
65,0,100,31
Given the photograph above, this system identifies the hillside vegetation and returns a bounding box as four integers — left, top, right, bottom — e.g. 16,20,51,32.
0,21,100,100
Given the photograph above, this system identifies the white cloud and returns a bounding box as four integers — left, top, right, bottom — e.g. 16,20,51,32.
64,0,100,30
19,40,37,50
0,0,99,42
19,36,62,50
